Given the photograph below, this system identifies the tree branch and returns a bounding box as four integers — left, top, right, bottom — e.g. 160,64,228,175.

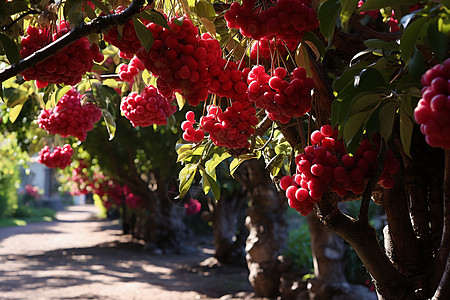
0,0,147,82
316,194,414,299
431,149,450,296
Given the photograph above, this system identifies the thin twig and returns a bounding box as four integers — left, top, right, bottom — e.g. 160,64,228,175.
2,9,40,31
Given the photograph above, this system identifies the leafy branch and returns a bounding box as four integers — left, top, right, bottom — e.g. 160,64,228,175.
0,0,147,83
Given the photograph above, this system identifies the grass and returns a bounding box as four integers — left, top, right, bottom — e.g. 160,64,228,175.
0,206,56,228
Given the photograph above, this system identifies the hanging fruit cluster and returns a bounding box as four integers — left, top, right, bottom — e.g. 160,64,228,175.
103,6,147,59
20,21,104,88
224,0,318,42
247,66,314,123
414,58,450,149
199,101,259,149
136,17,222,106
121,84,177,127
279,125,400,216
38,144,73,169
38,89,103,141
118,56,145,83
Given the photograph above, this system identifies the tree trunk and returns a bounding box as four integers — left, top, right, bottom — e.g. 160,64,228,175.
307,214,377,300
210,189,248,265
128,180,188,253
241,159,288,298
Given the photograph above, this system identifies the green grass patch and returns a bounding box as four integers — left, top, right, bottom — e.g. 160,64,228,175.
0,206,56,228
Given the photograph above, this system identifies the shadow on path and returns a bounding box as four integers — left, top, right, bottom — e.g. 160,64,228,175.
0,205,258,300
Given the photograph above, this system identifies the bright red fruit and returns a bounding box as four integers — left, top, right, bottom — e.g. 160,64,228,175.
38,89,102,141
38,144,73,169
20,21,104,87
414,58,450,149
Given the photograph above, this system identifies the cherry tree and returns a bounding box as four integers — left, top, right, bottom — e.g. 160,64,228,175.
0,0,449,299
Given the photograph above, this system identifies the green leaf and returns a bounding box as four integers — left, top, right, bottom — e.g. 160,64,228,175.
332,63,366,92
8,103,23,123
140,9,171,30
340,0,359,32
0,33,19,64
318,0,341,43
354,68,387,90
67,2,84,26
364,39,400,51
2,0,30,17
378,102,396,141
442,0,450,9
91,63,108,72
195,0,216,18
303,32,326,61
102,109,116,140
88,0,110,14
400,17,427,63
56,86,72,104
408,48,425,82
178,164,198,199
358,0,417,12
200,167,221,200
427,17,448,62
205,150,231,179
350,94,382,115
343,110,372,145
132,17,154,52
175,92,185,109
229,153,258,177
399,104,413,157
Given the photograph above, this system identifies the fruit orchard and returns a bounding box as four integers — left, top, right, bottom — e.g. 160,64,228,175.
0,0,449,299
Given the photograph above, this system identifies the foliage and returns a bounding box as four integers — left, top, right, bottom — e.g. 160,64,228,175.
285,221,313,272
0,206,55,228
0,132,29,217
0,0,449,297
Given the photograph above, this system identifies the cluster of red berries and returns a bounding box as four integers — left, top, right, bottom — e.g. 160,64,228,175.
104,180,125,207
185,198,201,215
118,56,145,82
249,38,296,60
199,101,259,149
38,144,73,169
247,65,314,123
181,111,205,143
208,59,249,102
122,185,143,209
224,0,318,43
279,125,400,216
136,17,222,106
38,89,102,141
103,6,146,59
68,160,92,195
20,21,104,88
414,58,450,149
121,84,177,127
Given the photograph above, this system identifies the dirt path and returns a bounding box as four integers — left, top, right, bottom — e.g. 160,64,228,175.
0,205,262,300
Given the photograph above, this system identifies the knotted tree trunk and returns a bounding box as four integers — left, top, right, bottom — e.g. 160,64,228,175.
237,159,288,298
209,189,248,265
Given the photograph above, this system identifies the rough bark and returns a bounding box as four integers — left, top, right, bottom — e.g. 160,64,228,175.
210,190,248,265
239,159,288,298
307,214,349,300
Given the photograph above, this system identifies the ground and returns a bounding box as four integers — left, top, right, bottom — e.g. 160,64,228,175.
0,205,265,300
